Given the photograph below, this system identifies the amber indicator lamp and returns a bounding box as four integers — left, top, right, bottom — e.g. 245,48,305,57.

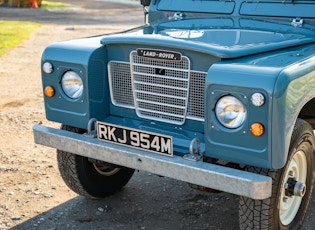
44,86,55,97
250,123,264,137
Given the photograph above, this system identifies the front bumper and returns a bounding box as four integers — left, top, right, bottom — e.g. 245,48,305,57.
33,124,272,200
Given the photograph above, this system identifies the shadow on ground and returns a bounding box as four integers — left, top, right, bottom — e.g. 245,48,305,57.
11,172,239,230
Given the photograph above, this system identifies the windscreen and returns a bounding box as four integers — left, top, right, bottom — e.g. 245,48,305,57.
157,0,315,18
157,0,235,14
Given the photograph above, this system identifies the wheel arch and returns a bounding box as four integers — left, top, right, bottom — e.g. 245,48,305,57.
278,95,315,174
298,98,315,173
271,56,315,169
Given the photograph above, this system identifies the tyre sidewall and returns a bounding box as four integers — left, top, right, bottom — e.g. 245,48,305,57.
58,125,135,199
75,155,135,198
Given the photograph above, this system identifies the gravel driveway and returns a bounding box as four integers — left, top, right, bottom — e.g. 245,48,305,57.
0,1,314,229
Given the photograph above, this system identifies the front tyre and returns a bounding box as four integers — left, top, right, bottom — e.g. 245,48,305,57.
239,119,314,229
57,125,135,199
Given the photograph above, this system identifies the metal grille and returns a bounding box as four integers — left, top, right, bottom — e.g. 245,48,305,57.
108,61,134,108
108,52,206,124
187,71,206,120
131,51,190,125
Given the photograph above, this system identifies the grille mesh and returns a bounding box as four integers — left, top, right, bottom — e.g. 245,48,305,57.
108,51,206,124
108,61,134,107
187,71,206,120
131,51,189,124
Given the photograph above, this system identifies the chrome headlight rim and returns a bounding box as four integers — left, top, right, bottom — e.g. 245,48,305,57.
215,95,247,129
61,70,83,100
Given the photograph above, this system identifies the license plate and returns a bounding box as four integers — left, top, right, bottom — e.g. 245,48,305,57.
97,122,173,156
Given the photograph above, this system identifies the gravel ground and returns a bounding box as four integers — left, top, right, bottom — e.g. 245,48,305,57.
0,1,314,229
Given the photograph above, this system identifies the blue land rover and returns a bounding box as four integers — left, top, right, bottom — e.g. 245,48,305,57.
34,0,315,228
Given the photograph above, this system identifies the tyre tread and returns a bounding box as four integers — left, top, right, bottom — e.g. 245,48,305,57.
57,150,94,198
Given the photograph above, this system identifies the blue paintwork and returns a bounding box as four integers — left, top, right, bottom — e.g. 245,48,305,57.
206,44,315,168
42,36,110,128
41,0,315,169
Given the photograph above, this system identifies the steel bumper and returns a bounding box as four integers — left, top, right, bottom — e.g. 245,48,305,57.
33,124,272,199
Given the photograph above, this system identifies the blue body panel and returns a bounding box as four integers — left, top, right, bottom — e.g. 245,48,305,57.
42,36,110,128
41,0,315,169
206,44,315,168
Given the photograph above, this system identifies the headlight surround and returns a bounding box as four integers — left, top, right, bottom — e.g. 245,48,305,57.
215,95,246,129
61,71,83,99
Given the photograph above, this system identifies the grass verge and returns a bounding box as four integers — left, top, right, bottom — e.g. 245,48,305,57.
0,21,41,56
41,0,70,9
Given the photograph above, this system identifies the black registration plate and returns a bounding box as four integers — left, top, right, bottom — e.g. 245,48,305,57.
97,122,173,156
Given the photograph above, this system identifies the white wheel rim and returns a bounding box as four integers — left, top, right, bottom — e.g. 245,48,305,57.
279,150,307,225
93,163,120,176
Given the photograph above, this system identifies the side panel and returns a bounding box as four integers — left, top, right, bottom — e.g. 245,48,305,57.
272,55,315,167
205,64,277,168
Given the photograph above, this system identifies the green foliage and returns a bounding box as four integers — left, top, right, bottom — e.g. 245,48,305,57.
0,21,40,56
41,0,69,9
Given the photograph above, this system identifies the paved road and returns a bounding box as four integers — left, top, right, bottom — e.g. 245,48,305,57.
0,0,142,25
1,1,314,229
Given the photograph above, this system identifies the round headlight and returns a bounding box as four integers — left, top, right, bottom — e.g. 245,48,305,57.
61,71,83,99
215,95,246,129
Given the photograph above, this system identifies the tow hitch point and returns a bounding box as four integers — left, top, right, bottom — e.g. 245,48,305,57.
183,138,203,162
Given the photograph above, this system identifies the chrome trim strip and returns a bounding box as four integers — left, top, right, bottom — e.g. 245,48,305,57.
133,80,189,91
137,108,186,118
132,64,189,73
133,71,189,82
136,99,186,109
135,90,187,100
